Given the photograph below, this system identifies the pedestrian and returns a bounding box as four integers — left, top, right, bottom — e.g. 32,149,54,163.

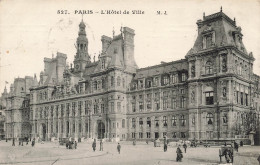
12,138,15,146
133,138,136,146
234,142,239,152
31,138,35,147
146,139,149,144
100,139,103,151
92,139,96,152
183,143,187,153
74,141,77,149
163,137,167,152
117,143,121,154
176,146,183,162
224,142,227,146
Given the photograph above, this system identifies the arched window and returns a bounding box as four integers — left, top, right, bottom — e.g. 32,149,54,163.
205,61,213,74
172,116,177,126
117,76,121,86
206,113,213,125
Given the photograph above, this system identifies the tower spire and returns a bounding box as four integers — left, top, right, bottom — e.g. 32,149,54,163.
220,6,222,12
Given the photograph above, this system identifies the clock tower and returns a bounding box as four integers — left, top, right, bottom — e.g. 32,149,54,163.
73,19,90,73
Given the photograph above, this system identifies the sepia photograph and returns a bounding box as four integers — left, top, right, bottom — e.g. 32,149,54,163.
0,0,260,164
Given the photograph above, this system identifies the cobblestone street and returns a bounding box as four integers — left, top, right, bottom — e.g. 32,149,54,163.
0,141,259,165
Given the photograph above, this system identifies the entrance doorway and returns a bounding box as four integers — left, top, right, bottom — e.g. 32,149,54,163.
98,122,105,139
42,124,46,141
155,132,159,139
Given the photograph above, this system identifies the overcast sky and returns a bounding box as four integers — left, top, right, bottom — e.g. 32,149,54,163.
1,0,260,93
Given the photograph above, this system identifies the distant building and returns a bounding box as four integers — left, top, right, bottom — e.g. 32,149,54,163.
2,10,260,142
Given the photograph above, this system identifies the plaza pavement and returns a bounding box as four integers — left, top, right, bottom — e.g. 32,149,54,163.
0,140,259,165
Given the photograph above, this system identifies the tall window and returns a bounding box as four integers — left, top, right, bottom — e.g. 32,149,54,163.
172,98,177,108
154,77,159,86
147,80,152,88
132,118,136,128
155,101,160,110
139,118,143,127
245,93,248,106
66,103,70,116
181,73,186,82
117,76,121,86
147,101,151,110
206,113,213,125
93,81,97,90
155,117,159,127
205,61,213,74
180,115,186,126
205,91,214,105
240,92,244,105
117,102,121,112
132,103,136,112
171,74,178,83
172,116,177,126
147,117,151,127
111,102,114,112
205,34,212,48
101,104,105,113
163,76,169,85
163,116,167,127
139,102,143,111
78,101,82,116
163,99,168,109
122,119,125,128
72,102,76,116
180,97,186,108
94,105,98,114
111,76,114,87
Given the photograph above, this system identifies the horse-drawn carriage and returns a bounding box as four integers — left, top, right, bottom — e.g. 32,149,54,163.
219,146,233,163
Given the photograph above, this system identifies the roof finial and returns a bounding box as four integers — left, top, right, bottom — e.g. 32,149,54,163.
203,12,205,19
81,14,84,22
234,17,236,25
220,6,222,12
112,27,115,38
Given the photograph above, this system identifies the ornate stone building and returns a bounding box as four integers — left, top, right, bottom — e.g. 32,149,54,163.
3,10,260,142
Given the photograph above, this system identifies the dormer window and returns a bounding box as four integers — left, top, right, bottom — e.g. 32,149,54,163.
202,31,215,49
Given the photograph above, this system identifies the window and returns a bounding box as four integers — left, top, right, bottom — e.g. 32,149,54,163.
236,91,239,103
181,73,186,82
240,92,243,105
223,114,228,124
172,116,177,126
139,118,143,127
154,77,159,86
180,97,186,108
139,132,143,139
102,79,105,89
111,102,114,112
172,98,177,108
78,101,82,116
205,91,214,105
206,113,213,125
204,34,212,48
180,132,186,138
122,119,125,128
163,99,168,109
180,115,186,126
117,76,121,86
93,81,98,90
147,101,151,109
117,102,121,112
146,132,151,138
147,117,151,127
171,74,178,83
245,93,248,106
132,118,136,128
66,103,70,116
132,103,136,112
147,80,152,88
101,104,104,113
205,61,213,74
163,116,167,127
139,80,144,89
111,76,114,87
79,123,81,132
139,102,143,111
172,132,177,138
163,76,169,85
132,133,136,138
155,101,160,110
94,105,98,114
155,117,159,127
72,102,76,116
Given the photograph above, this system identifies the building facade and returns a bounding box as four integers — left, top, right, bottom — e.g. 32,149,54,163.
3,10,260,142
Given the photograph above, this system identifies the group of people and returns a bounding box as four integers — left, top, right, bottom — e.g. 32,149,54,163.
91,139,121,154
66,140,77,149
